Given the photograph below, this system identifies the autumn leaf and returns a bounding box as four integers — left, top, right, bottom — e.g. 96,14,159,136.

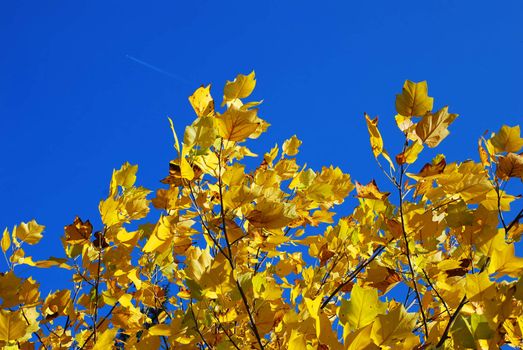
355,180,390,200
222,71,256,105
395,80,434,117
14,220,45,245
1,228,10,252
365,113,395,169
189,84,215,117
415,106,458,147
338,284,385,331
282,135,302,156
0,309,29,342
490,125,523,153
496,152,523,180
64,216,92,244
215,107,261,142
4,75,523,350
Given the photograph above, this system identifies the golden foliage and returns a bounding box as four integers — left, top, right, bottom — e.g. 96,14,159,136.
2,74,523,350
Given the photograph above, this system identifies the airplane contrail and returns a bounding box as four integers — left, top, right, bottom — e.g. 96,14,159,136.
125,55,190,84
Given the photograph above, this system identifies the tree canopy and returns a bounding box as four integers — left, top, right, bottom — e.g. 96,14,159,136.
2,73,523,349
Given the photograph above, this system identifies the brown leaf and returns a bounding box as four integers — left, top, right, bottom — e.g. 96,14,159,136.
496,152,523,180
416,158,446,177
64,217,92,244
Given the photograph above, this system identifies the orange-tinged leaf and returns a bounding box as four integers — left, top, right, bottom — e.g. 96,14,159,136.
395,80,433,117
355,180,390,200
496,152,523,180
415,157,446,178
64,216,92,244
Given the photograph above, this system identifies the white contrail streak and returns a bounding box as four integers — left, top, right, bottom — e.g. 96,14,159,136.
125,55,190,84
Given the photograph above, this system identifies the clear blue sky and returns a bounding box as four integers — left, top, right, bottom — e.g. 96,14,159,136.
1,1,522,293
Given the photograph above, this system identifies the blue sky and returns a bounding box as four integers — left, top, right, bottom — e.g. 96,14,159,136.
1,1,523,294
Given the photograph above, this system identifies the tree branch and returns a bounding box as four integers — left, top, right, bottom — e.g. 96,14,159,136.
397,145,429,339
320,243,388,309
218,139,265,350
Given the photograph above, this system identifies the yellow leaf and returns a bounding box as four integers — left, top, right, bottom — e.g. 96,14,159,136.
247,199,297,229
118,293,134,308
465,271,496,302
180,145,195,181
490,125,523,153
304,297,340,349
395,80,433,117
142,216,174,253
478,138,490,167
14,220,44,245
283,135,302,156
110,162,138,196
415,106,458,147
215,107,261,142
339,284,385,331
128,269,142,290
396,140,424,165
223,71,256,104
346,324,379,350
1,228,10,253
394,114,414,133
148,324,173,336
184,116,216,149
365,114,395,169
168,117,182,158
288,329,307,349
189,84,214,117
252,273,282,301
370,304,416,347
92,328,117,350
0,309,29,342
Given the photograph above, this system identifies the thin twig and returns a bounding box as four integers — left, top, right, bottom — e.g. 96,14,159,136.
397,144,429,339
189,302,213,349
421,269,450,317
320,243,388,309
435,295,467,347
79,302,119,350
217,139,265,350
92,229,105,343
20,308,49,350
